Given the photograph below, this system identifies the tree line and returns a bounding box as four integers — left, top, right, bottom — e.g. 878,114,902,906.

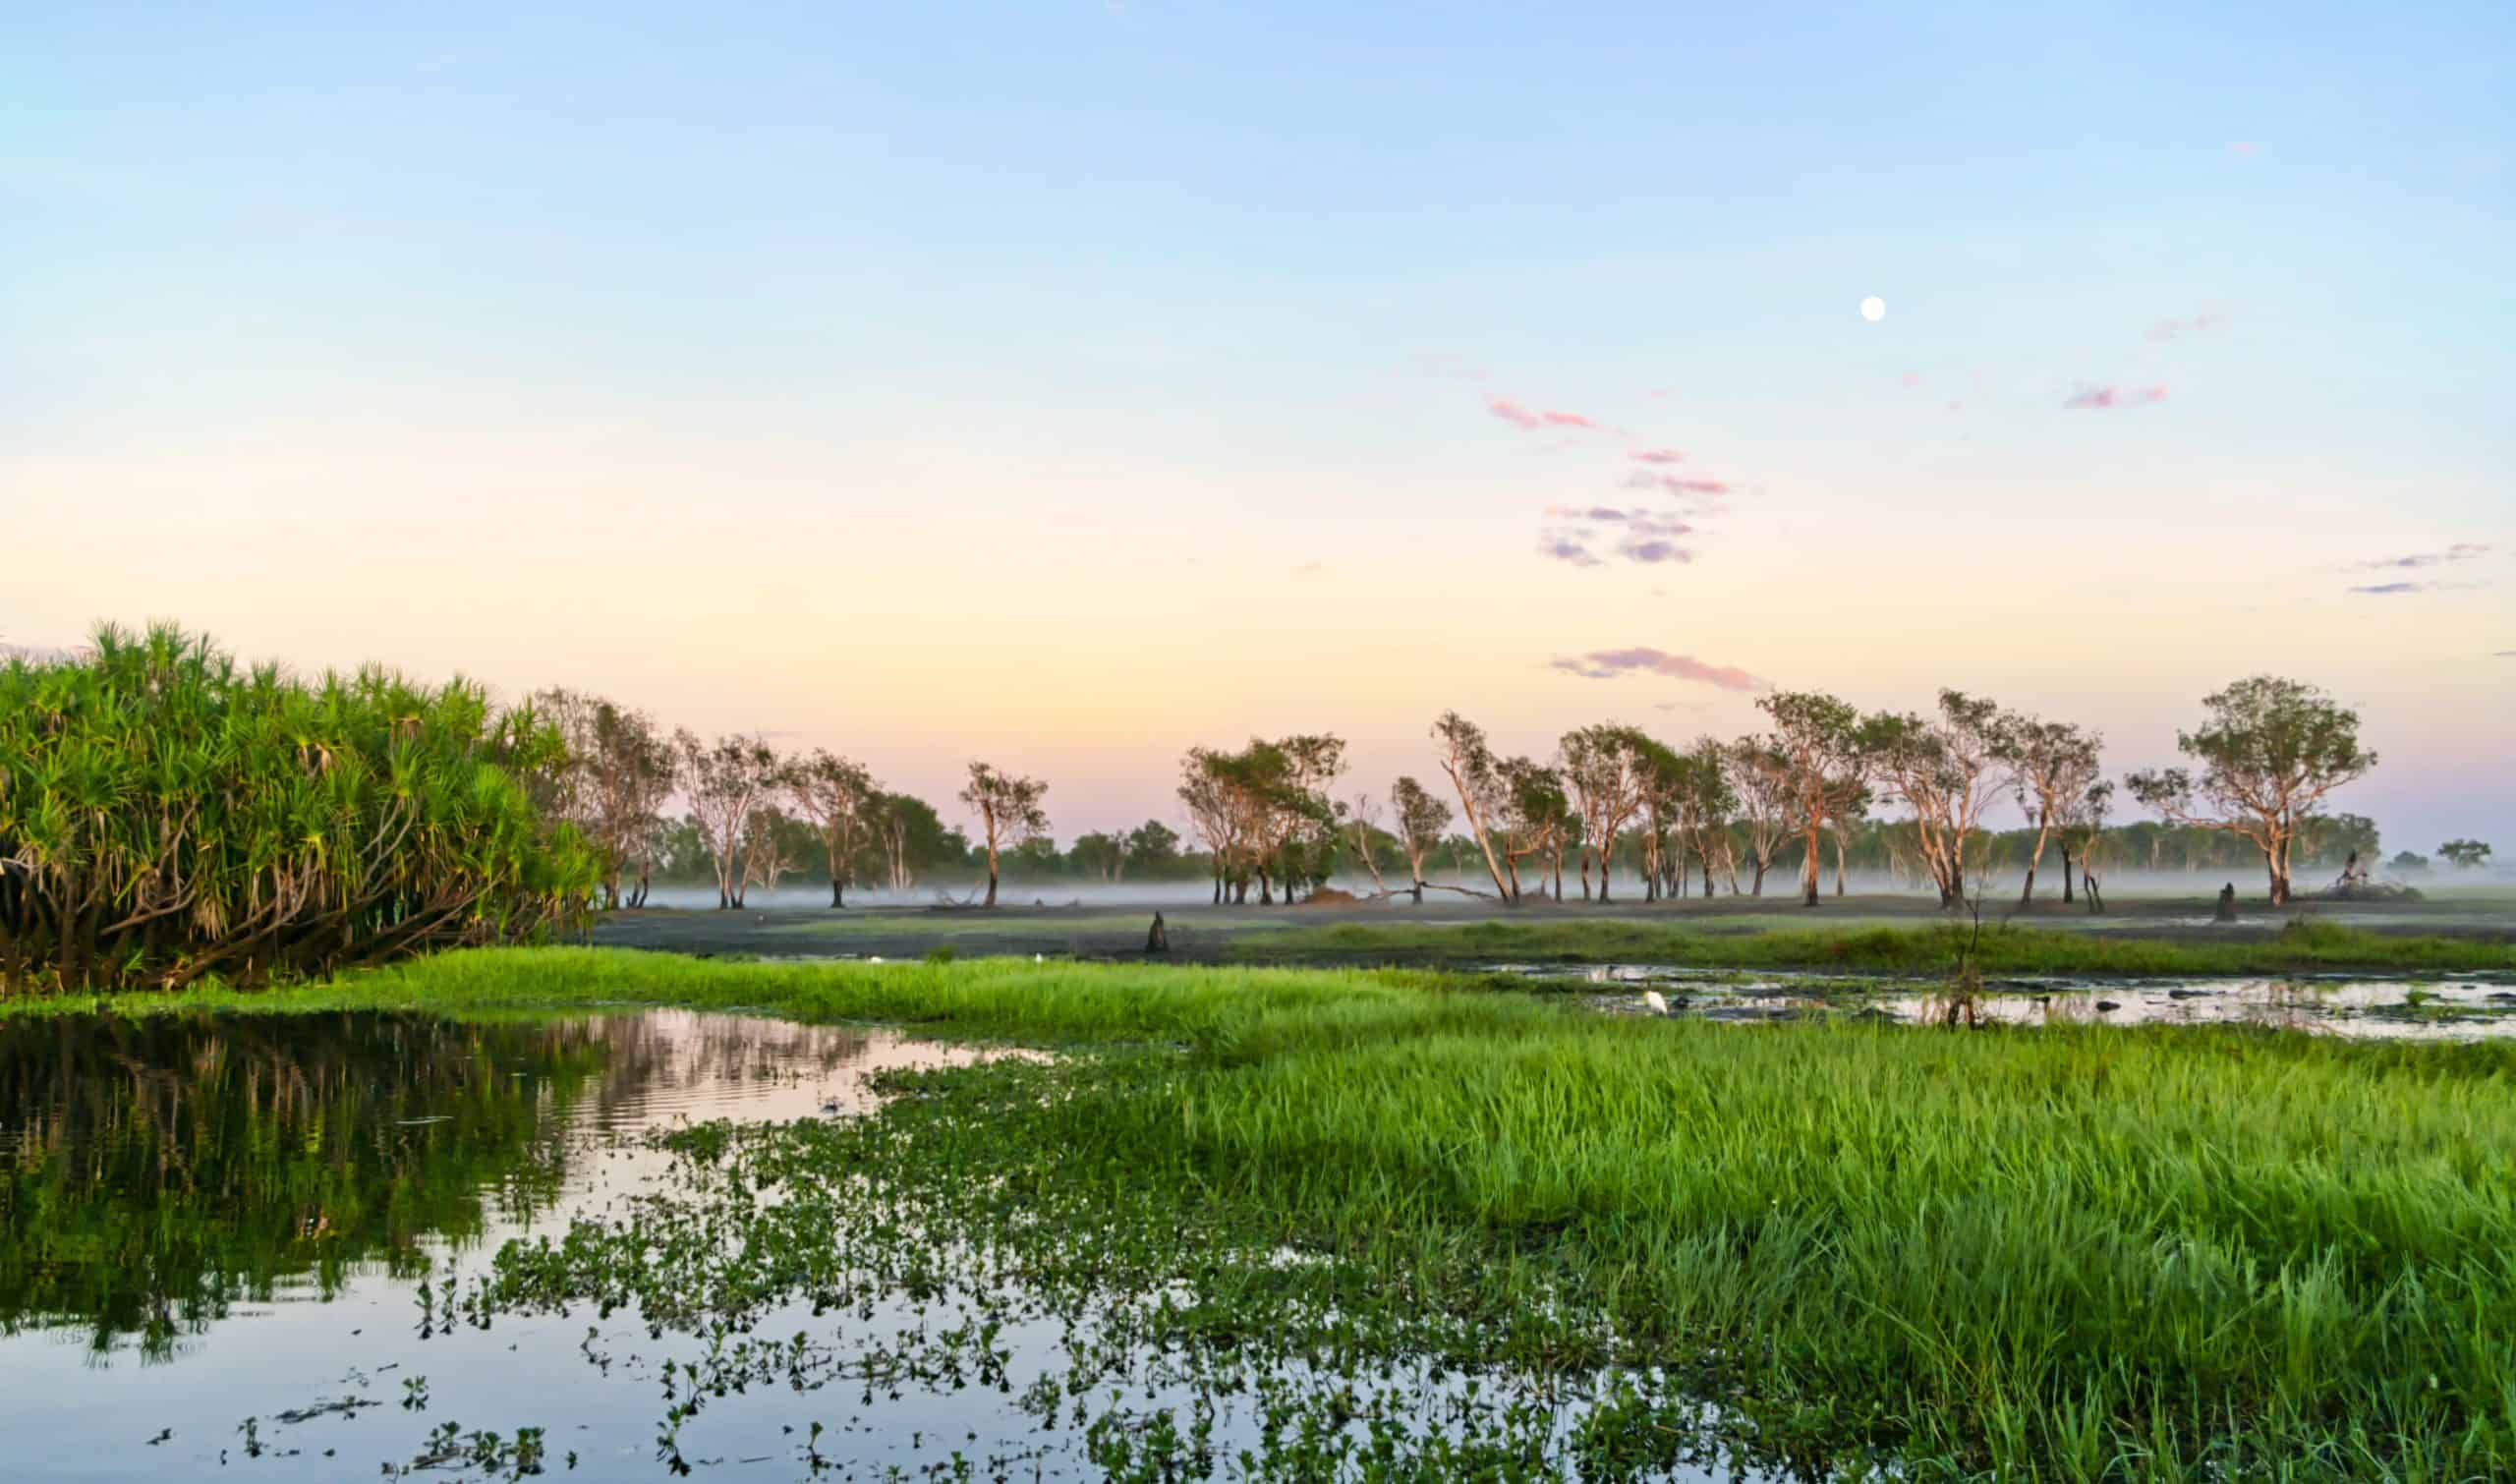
6,623,2471,998
486,671,2451,915
1170,675,2416,911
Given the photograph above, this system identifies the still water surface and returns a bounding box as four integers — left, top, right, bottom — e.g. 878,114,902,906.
0,1008,1748,1482
0,1010,1058,1481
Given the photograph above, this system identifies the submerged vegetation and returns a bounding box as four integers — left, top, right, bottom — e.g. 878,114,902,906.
34,948,2516,1477
0,625,599,995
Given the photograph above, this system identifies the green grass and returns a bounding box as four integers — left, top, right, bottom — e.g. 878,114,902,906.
1236,915,2516,976
26,946,2516,1478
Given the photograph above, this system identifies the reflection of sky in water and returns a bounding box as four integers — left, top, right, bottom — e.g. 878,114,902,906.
1567,967,2516,1040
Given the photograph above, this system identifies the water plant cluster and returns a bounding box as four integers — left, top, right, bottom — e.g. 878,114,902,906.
0,624,600,994
206,947,2516,1481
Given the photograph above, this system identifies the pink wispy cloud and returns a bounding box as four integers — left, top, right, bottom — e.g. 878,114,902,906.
2147,312,2227,342
2062,384,2169,410
1629,447,1685,465
1489,396,1619,434
1625,471,1732,496
1901,371,1923,389
2229,141,2260,158
1549,648,1770,692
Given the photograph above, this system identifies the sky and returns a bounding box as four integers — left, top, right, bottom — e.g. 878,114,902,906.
5,2,2511,852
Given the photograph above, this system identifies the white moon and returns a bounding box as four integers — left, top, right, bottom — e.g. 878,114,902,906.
1859,296,1886,322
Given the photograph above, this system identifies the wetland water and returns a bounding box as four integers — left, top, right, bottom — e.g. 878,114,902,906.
0,1007,1752,1483
0,1010,1051,1481
1544,967,2516,1038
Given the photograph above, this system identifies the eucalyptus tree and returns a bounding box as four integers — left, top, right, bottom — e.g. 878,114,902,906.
2438,838,2494,870
1628,736,1685,900
1387,775,1453,903
1069,831,1128,881
1725,738,1796,897
1176,750,1242,903
794,750,881,906
0,623,598,993
739,803,803,899
1269,734,1349,899
1754,690,1865,907
1675,738,1739,897
676,732,789,909
1177,737,1344,903
1860,690,2014,907
2126,676,2376,904
1124,820,1182,875
1558,724,1649,901
1430,712,1515,900
958,762,1050,908
529,689,673,910
1343,794,1392,894
1823,782,1872,897
874,791,950,892
1998,714,2104,906
1495,756,1572,901
2061,779,2115,911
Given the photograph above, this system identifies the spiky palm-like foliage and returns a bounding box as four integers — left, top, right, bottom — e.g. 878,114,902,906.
0,624,599,994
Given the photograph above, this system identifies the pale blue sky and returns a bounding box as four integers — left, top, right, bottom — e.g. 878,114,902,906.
5,3,2510,845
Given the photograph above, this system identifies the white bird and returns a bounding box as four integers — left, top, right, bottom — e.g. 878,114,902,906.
1643,990,1670,1016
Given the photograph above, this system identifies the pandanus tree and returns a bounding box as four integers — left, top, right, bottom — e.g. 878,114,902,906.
2127,676,2375,904
0,623,599,995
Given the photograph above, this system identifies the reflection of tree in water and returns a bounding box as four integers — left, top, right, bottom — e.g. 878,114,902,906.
0,1013,612,1361
567,1010,870,1127
0,1010,889,1362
